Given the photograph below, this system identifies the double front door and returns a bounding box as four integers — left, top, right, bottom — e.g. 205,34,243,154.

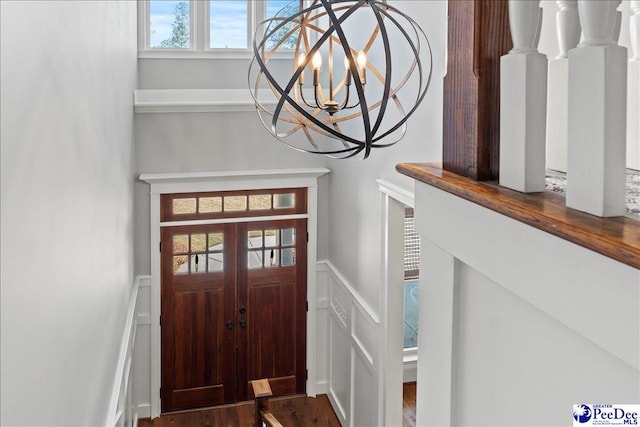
160,218,307,412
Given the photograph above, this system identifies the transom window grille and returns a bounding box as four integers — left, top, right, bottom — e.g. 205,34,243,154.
161,188,306,222
142,0,302,55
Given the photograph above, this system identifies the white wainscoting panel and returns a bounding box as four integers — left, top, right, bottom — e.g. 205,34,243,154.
320,260,381,427
134,277,152,420
107,275,150,427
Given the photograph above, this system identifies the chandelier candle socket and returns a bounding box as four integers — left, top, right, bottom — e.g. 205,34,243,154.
249,0,432,159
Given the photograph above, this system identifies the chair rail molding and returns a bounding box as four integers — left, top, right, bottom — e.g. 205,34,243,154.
139,168,329,418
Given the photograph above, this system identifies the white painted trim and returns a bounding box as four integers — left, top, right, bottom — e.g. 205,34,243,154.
134,89,271,113
378,181,415,427
106,275,148,427
141,169,329,418
160,213,308,228
377,178,415,208
324,260,380,325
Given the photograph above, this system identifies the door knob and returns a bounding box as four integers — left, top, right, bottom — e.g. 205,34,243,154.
239,319,247,329
226,320,233,330
239,306,246,314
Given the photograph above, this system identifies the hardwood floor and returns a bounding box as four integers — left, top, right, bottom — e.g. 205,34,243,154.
138,383,418,427
138,394,341,427
403,382,417,427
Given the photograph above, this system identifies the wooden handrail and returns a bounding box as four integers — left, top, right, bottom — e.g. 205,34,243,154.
251,379,283,427
260,409,284,427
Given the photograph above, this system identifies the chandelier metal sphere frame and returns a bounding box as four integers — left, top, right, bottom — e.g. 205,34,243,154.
249,0,433,159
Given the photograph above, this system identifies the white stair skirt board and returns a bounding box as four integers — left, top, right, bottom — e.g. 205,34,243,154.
567,44,627,217
500,51,548,193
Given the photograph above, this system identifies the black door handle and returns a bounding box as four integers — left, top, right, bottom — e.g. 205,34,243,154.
239,306,246,314
239,319,247,329
226,320,233,330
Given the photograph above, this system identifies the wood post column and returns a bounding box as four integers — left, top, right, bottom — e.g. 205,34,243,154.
442,0,512,181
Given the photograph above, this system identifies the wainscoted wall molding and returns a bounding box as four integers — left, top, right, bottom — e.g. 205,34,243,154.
318,260,381,427
107,275,150,427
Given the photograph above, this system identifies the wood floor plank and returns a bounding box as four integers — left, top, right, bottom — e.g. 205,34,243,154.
139,385,417,427
403,382,417,427
138,395,339,427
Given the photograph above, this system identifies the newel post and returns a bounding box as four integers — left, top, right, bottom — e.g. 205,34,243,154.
567,0,627,217
628,1,640,170
499,0,547,192
546,0,581,173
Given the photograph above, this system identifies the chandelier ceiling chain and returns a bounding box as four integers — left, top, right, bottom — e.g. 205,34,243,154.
249,0,432,159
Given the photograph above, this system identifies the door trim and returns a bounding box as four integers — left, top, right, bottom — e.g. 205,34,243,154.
140,168,329,418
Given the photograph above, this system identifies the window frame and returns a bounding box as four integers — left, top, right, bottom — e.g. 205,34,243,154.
138,0,303,59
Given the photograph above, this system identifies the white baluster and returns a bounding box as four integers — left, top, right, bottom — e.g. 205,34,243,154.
500,0,547,193
567,0,627,216
546,0,581,173
578,0,620,46
556,0,581,59
631,1,640,60
628,1,640,170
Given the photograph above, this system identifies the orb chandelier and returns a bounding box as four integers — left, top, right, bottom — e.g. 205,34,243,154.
248,0,432,159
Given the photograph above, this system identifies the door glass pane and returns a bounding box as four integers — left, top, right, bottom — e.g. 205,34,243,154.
208,233,224,250
274,193,295,209
265,248,280,267
264,229,279,247
191,234,206,252
173,198,196,214
150,1,191,48
248,250,263,269
403,281,419,348
207,253,224,272
248,230,263,248
173,256,189,274
249,195,272,210
173,235,189,254
199,197,222,213
209,0,248,49
224,196,247,212
190,254,205,273
281,248,295,266
281,228,295,246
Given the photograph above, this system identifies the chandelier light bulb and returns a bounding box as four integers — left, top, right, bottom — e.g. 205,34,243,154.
357,50,367,69
312,51,323,70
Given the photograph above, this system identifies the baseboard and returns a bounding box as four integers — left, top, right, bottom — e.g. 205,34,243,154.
315,380,328,395
136,403,151,420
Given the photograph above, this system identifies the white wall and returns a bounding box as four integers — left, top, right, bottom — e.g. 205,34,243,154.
0,1,137,425
414,181,640,426
326,0,447,322
133,111,329,274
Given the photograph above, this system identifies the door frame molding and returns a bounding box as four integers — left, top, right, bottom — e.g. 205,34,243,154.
140,168,330,418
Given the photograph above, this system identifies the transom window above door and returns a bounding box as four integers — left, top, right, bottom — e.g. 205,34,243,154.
161,188,307,222
139,0,302,58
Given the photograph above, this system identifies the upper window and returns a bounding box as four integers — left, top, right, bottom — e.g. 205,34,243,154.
140,0,302,57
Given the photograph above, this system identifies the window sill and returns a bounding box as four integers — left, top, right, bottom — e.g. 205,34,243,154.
134,88,274,113
138,49,296,60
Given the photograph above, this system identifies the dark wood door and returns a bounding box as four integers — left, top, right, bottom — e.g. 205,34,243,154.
161,219,307,411
161,224,237,411
237,219,307,401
